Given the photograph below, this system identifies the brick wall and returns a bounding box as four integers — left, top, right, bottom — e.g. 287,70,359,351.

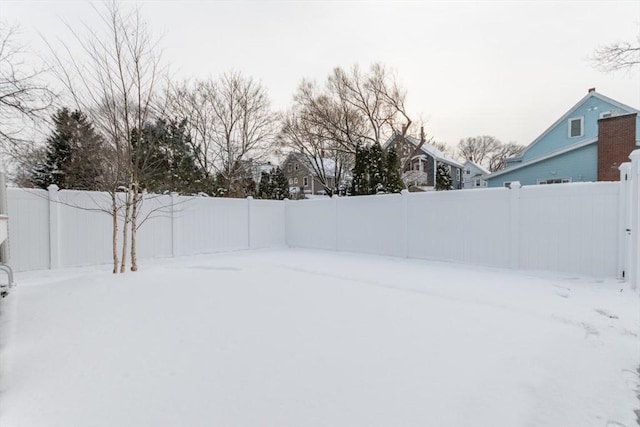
597,113,637,181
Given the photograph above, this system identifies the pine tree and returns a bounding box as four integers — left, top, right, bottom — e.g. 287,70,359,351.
385,146,404,193
435,162,453,191
351,143,369,195
368,143,386,193
258,171,273,199
271,167,290,200
132,118,209,195
31,107,106,190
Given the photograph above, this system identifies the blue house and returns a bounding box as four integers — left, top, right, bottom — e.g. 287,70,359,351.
486,89,640,187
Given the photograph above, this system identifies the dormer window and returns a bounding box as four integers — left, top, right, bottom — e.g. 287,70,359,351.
568,117,583,138
599,111,613,119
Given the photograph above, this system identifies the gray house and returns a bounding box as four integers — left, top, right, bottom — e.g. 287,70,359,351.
384,133,464,190
281,153,350,197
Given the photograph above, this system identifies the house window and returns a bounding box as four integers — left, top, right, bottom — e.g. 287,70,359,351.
504,182,512,188
456,169,460,181
537,178,571,185
294,177,298,184
287,164,292,172
288,178,292,185
294,163,299,171
466,170,470,175
303,177,308,187
568,117,583,138
475,179,481,187
599,111,613,119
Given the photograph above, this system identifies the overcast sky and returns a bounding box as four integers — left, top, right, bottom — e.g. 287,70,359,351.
2,0,639,151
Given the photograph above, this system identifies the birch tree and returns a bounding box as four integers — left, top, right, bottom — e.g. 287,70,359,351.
47,0,163,272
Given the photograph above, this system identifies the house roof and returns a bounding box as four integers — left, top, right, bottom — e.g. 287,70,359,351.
487,137,598,179
463,160,490,175
283,152,346,178
386,134,463,168
506,90,640,163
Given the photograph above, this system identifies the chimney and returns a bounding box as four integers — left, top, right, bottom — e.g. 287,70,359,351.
401,123,408,135
420,126,425,143
597,113,637,181
588,87,596,93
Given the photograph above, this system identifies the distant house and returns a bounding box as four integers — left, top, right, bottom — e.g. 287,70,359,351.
384,132,464,190
486,89,640,187
281,153,349,197
462,160,489,189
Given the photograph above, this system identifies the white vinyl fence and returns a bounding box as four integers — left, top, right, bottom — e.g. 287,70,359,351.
286,183,621,278
6,188,285,272
5,149,640,287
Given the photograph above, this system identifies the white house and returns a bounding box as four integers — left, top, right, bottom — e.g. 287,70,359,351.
462,160,489,189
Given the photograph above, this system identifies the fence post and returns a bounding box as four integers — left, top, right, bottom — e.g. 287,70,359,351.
0,173,8,264
171,192,179,257
48,184,60,269
628,150,640,290
618,163,631,281
247,196,253,250
283,198,290,247
509,181,522,270
401,190,409,258
333,195,339,251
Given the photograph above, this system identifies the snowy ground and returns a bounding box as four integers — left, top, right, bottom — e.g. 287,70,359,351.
0,248,638,427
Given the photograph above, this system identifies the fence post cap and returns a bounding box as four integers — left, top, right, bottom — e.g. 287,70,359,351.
247,196,254,200
401,189,409,195
47,184,59,191
619,162,632,171
629,149,640,161
509,181,522,189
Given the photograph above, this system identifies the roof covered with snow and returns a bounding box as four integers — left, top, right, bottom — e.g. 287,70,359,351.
402,135,464,168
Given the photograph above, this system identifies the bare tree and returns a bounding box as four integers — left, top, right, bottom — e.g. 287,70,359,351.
456,136,523,172
163,79,217,181
280,63,411,194
457,136,500,164
0,23,54,156
592,32,640,72
164,74,276,197
208,72,276,196
487,142,523,172
47,0,163,273
280,108,350,195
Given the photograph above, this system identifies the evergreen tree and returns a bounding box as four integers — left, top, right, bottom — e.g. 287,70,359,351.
258,171,273,199
385,146,404,193
368,143,386,193
166,119,209,194
351,143,369,195
132,118,209,195
271,167,290,200
31,107,106,190
435,162,453,191
213,173,229,197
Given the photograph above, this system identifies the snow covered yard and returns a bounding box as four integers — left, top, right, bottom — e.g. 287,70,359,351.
0,248,638,427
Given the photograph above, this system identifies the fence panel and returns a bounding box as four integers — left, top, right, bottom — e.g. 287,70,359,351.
176,196,249,256
7,188,49,272
336,194,404,257
285,198,336,250
407,188,511,267
250,199,286,249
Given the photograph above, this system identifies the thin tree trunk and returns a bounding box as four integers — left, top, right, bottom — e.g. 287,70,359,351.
130,186,139,272
120,184,133,273
111,192,119,274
